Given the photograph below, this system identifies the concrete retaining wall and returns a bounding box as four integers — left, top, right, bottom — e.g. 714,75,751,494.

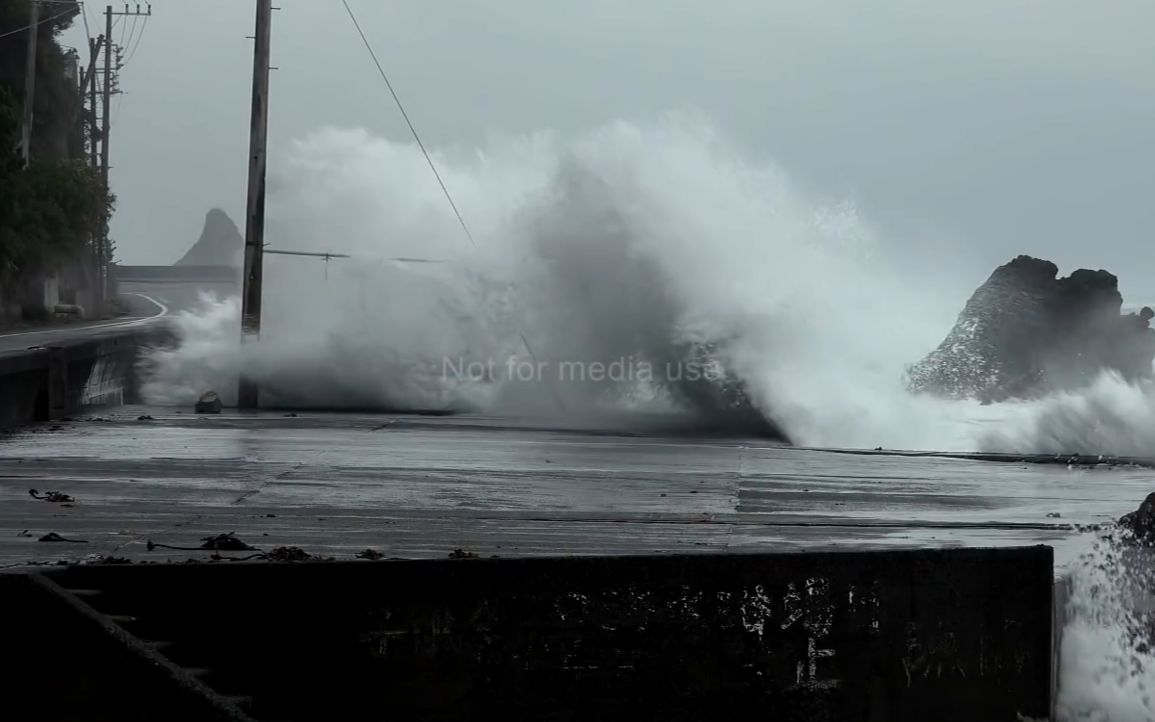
0,572,255,722
0,326,168,426
28,546,1055,722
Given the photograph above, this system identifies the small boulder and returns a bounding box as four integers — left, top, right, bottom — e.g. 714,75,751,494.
195,391,222,414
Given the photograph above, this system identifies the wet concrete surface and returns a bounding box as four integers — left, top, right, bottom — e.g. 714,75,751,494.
0,407,1148,569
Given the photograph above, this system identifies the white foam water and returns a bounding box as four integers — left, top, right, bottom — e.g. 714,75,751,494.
144,117,1155,456
1058,530,1155,721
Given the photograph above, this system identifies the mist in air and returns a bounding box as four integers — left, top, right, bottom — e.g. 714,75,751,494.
143,116,1155,455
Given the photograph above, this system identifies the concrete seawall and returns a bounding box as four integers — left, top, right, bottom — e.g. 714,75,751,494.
2,547,1055,722
0,325,171,426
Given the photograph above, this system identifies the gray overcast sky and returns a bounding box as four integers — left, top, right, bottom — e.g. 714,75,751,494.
64,0,1155,299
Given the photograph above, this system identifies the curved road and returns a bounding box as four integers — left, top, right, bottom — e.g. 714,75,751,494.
0,292,168,354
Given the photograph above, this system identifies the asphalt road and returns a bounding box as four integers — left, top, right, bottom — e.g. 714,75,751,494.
0,280,236,355
117,280,236,315
0,407,1146,568
0,293,165,354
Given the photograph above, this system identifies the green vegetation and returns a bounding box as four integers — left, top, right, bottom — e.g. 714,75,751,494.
0,1,112,278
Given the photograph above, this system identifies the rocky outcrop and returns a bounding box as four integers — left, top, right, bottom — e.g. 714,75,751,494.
175,209,243,267
1119,492,1155,544
909,255,1153,401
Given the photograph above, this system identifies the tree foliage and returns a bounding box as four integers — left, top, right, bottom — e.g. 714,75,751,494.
0,3,111,277
0,0,83,160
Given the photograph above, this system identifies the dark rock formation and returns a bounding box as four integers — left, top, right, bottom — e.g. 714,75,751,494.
176,209,243,267
1119,492,1155,544
195,390,222,414
909,255,1153,401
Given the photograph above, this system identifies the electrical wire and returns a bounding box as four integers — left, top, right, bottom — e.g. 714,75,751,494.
116,9,130,48
121,12,147,66
0,6,77,40
339,0,476,249
79,1,93,44
120,12,138,59
339,0,565,411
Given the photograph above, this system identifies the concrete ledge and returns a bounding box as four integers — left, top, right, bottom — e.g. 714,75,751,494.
0,326,171,426
0,572,254,722
31,546,1054,722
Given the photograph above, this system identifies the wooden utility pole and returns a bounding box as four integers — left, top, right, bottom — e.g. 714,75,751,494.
238,0,273,409
86,36,100,168
94,4,150,312
82,34,103,302
100,6,112,189
96,5,113,310
19,0,39,165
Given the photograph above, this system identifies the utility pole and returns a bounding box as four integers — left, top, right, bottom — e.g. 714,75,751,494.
84,34,103,301
86,35,101,168
100,6,112,189
95,3,150,313
19,0,39,165
238,0,273,409
97,5,113,311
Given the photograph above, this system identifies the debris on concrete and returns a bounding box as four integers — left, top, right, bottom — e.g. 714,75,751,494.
82,554,133,565
147,532,258,552
38,532,88,543
356,548,385,560
448,548,479,559
202,546,328,563
207,552,266,562
200,532,255,550
1046,512,1061,518
29,489,75,503
195,390,223,414
137,415,155,421
264,546,314,562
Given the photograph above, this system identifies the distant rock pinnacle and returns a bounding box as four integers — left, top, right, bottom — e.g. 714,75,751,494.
175,208,243,267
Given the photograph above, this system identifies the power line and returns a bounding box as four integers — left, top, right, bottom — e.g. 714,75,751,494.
120,12,138,58
121,12,147,66
0,6,75,40
116,8,131,47
339,0,476,249
79,1,94,43
339,0,565,412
